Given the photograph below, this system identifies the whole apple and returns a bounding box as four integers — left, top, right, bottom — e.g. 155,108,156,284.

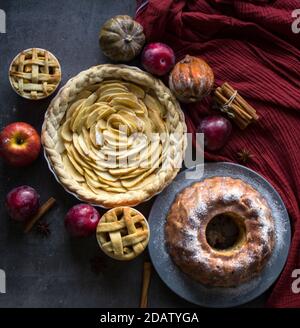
65,204,101,237
198,116,232,151
141,42,175,76
6,186,40,222
0,122,41,167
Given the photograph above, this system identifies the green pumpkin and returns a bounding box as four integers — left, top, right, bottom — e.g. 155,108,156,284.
99,15,145,62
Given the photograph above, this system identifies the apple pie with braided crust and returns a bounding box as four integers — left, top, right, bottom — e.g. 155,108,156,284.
42,65,187,207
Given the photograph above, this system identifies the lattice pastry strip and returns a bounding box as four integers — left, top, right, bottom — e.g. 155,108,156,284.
97,207,149,260
9,48,61,100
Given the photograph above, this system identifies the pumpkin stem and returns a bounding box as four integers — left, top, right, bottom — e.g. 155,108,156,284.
125,35,133,43
181,55,192,63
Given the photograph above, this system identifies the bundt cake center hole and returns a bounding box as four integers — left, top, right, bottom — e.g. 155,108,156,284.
205,212,245,250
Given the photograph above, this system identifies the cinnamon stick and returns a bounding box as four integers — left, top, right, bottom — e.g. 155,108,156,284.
140,261,152,308
24,197,56,233
214,100,248,129
215,89,252,121
214,82,259,129
215,90,248,126
223,83,259,120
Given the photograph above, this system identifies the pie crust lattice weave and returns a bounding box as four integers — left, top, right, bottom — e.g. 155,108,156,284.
96,207,149,260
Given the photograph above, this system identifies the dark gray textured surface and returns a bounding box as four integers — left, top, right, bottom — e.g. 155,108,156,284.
0,0,269,308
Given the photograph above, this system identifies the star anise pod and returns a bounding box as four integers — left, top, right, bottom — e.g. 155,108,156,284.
35,221,51,237
237,148,254,163
90,255,107,274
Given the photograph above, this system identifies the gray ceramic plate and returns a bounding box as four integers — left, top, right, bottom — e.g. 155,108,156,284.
148,162,291,308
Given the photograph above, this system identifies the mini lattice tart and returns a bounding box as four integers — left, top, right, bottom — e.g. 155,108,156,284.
42,64,186,207
9,48,61,100
96,207,149,260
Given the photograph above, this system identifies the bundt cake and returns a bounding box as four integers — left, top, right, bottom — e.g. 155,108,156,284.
165,176,275,287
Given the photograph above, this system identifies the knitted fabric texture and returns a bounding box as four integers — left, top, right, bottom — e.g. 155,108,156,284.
136,0,300,307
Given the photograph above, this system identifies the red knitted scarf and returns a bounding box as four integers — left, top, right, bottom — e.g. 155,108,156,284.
136,0,300,307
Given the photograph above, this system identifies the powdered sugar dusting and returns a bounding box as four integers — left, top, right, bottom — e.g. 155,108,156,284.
189,201,208,223
245,196,273,241
181,227,210,267
269,199,288,254
222,187,244,203
175,177,276,276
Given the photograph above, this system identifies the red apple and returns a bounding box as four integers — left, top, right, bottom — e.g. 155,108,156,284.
65,204,101,237
198,116,232,151
141,42,175,76
0,122,41,167
6,186,40,222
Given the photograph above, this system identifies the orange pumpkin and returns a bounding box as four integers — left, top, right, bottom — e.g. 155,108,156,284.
169,55,214,103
